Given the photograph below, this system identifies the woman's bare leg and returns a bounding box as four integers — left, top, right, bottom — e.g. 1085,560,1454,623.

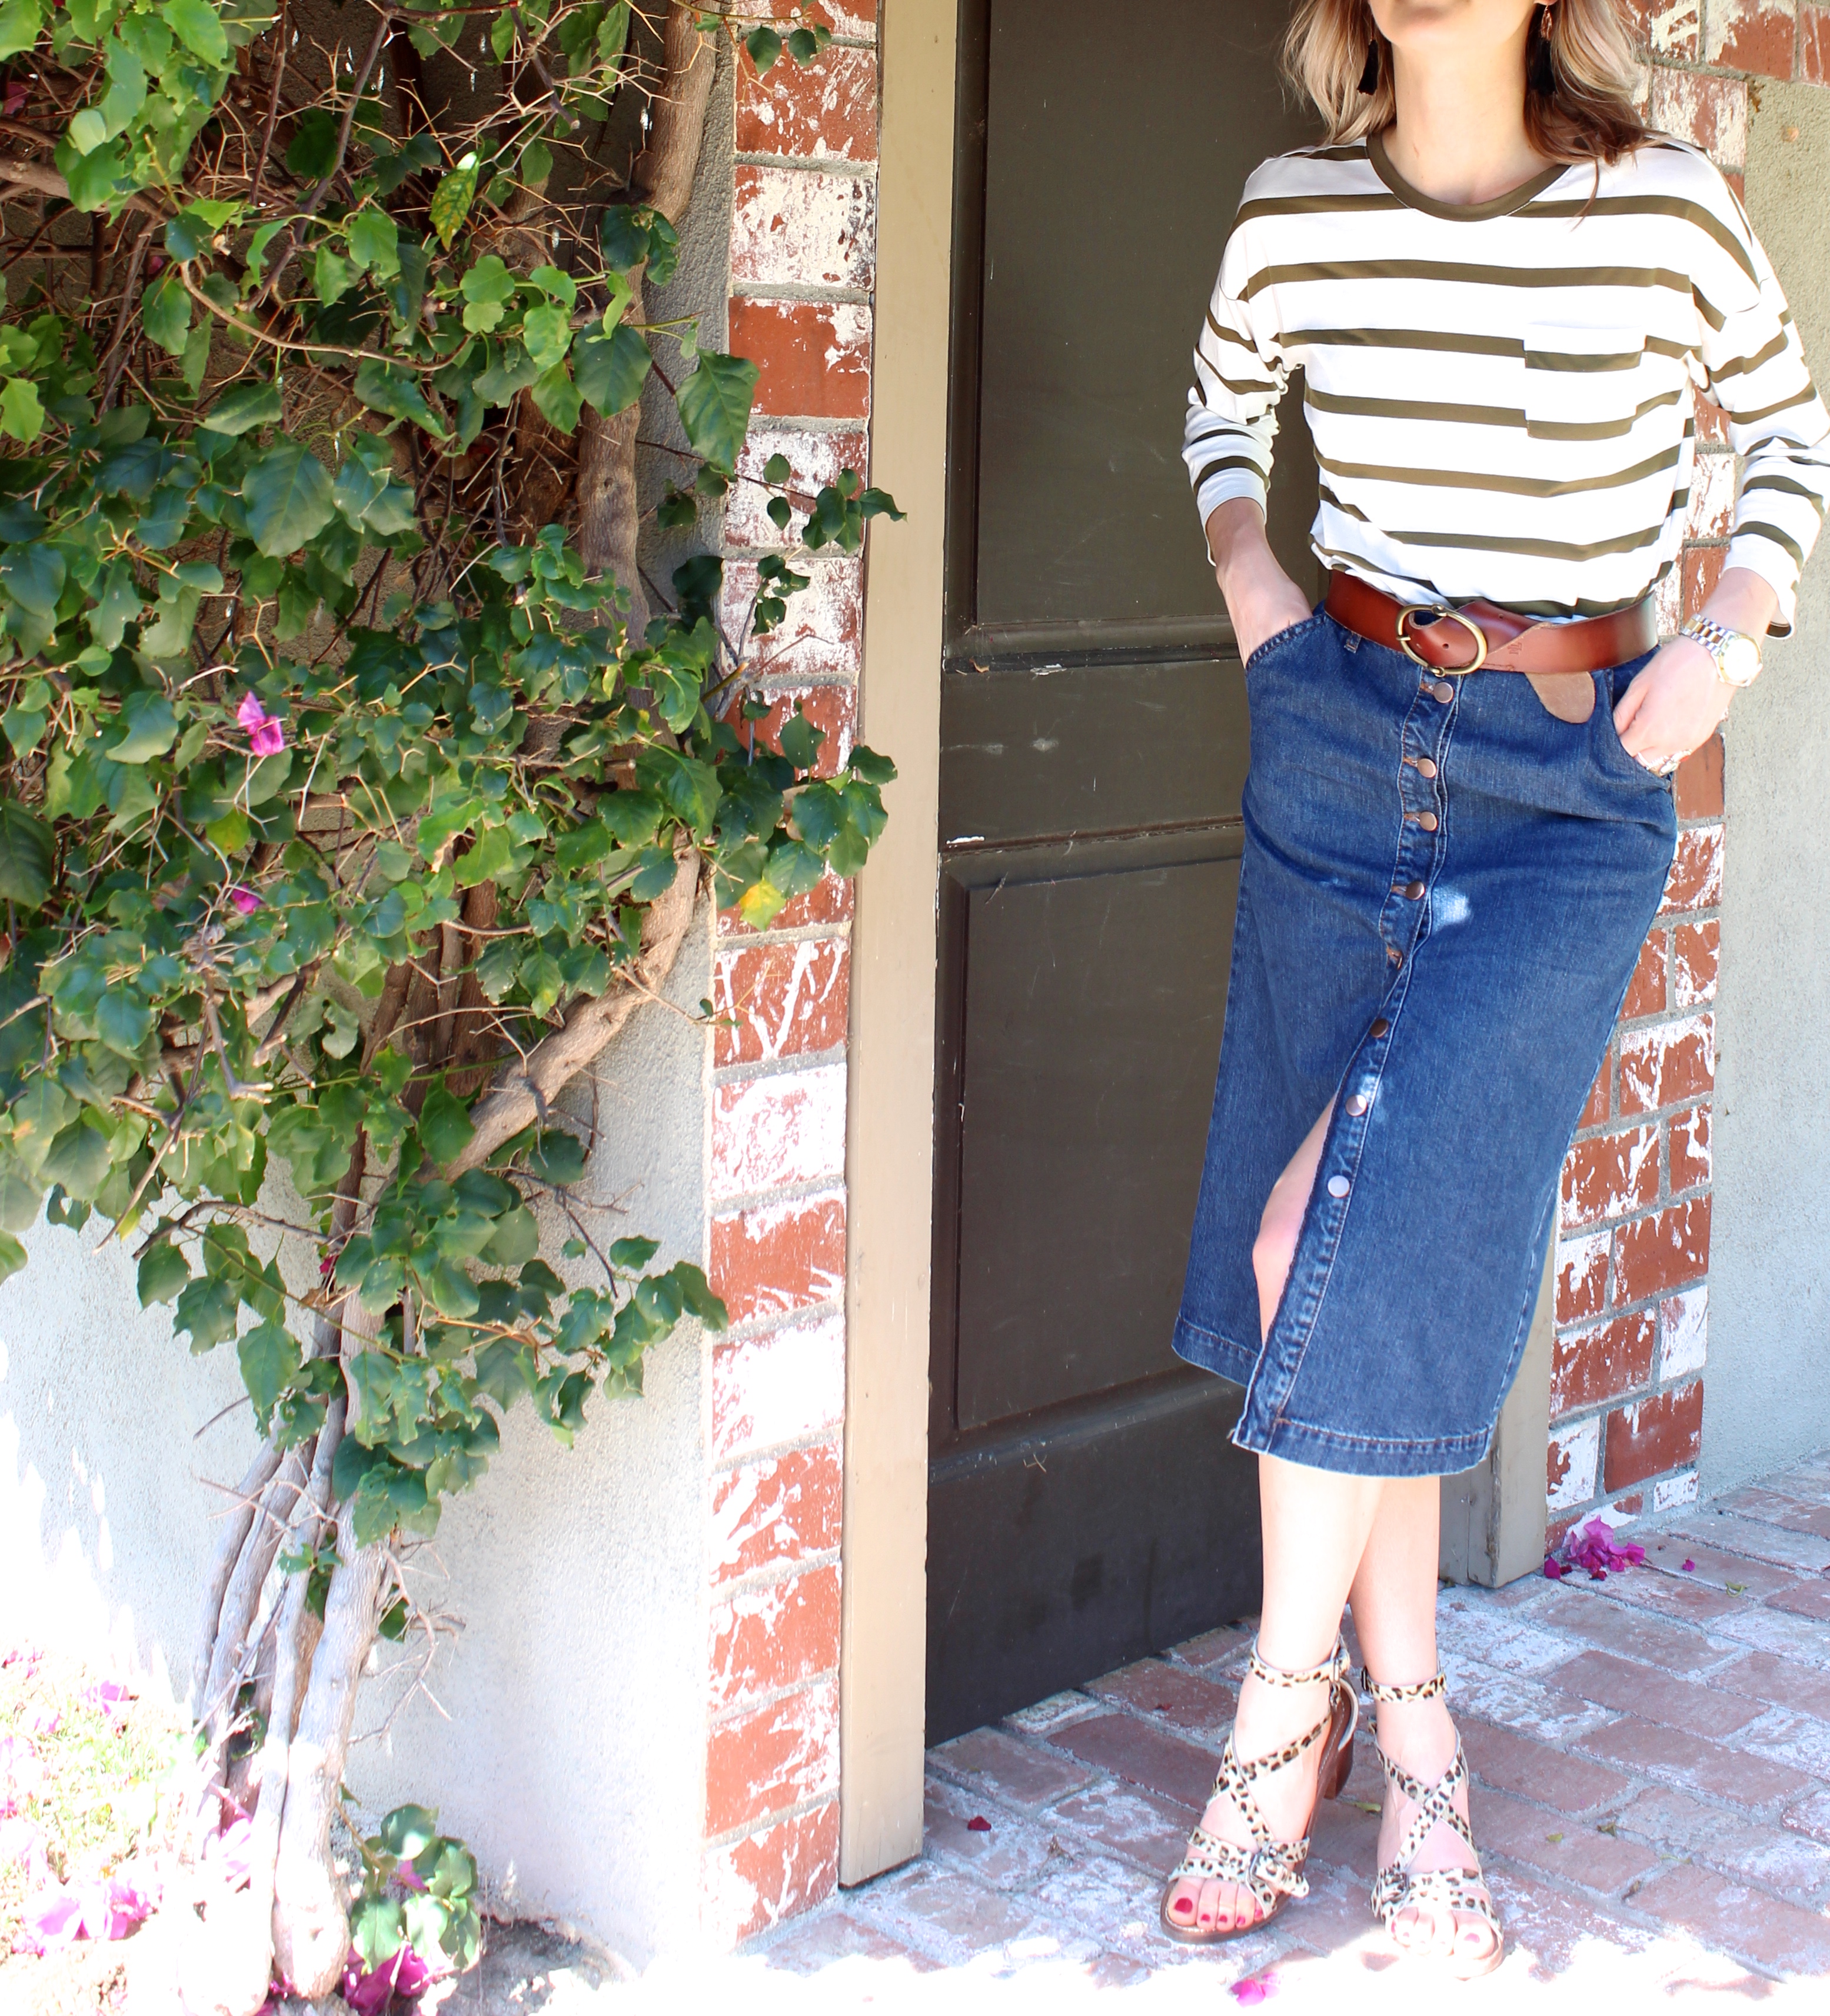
1350,1479,1498,1965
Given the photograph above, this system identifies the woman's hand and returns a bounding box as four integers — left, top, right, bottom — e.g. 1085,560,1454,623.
1613,568,1778,774
1206,499,1313,663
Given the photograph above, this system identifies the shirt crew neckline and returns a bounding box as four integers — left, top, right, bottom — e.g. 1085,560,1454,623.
1367,129,1571,221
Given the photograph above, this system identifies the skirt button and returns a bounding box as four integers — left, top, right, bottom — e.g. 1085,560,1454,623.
1408,756,1439,778
1370,1017,1390,1038
1408,811,1440,831
1326,1174,1352,1199
1400,879,1425,899
1345,1091,1371,1117
1429,679,1455,702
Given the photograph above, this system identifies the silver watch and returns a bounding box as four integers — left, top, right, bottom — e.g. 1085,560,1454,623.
1681,615,1762,688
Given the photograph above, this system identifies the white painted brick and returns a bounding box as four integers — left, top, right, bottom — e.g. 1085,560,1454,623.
1684,451,1738,544
721,556,863,682
1648,67,1747,169
711,1309,846,1464
1644,0,1702,55
712,1063,849,1201
1548,1416,1602,1513
732,162,876,291
1654,1467,1701,1512
728,423,869,549
1659,1285,1709,1382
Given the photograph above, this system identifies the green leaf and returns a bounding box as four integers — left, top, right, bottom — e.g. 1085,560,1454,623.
0,799,53,906
778,705,826,771
521,302,571,374
314,244,355,307
160,0,227,66
0,378,42,444
0,1231,25,1288
141,271,191,356
849,744,897,785
763,451,793,485
0,542,64,615
608,1235,658,1271
94,987,154,1057
597,0,630,64
573,322,650,418
745,24,782,72
348,208,400,278
242,441,337,557
0,0,42,62
676,352,758,474
379,1804,440,1859
137,1239,190,1307
528,362,581,433
286,107,338,182
418,1085,475,1167
429,153,479,249
39,1117,109,1201
520,138,552,191
353,357,447,439
238,1321,300,1427
205,378,283,437
350,1894,406,1970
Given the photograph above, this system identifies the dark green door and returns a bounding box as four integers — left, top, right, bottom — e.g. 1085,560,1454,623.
926,0,1322,1742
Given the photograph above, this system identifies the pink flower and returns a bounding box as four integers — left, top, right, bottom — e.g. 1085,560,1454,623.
1232,1971,1280,2004
200,1815,254,1891
237,692,286,758
228,886,262,916
78,1874,151,1941
23,1884,84,1954
84,1680,131,1727
342,1942,432,2014
1560,1515,1646,1582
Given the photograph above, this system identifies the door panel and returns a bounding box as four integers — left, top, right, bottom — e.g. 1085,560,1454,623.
928,0,1320,1745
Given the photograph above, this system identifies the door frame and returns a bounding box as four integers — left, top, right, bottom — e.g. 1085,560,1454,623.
838,0,1550,1888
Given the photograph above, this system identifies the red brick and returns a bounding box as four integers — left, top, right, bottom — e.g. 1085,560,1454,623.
1468,1782,1662,1891
1550,1310,1657,1419
1557,1231,1611,1324
713,939,850,1068
1661,824,1725,915
1673,919,1720,1008
1670,1103,1711,1192
1543,1648,1763,1740
1694,395,1730,447
1623,0,1703,58
1621,932,1667,1019
1715,1482,1830,1540
1535,1582,1726,1674
1561,1125,1660,1228
1764,1578,1830,1621
1605,1378,1704,1489
1578,1052,1612,1128
708,1189,846,1325
1804,2,1830,81
759,0,877,29
1549,1417,1602,1511
1575,1555,1744,1627
708,1562,841,1711
1681,542,1728,621
731,162,875,292
1618,1785,1830,1904
1459,1718,1634,1816
1049,1712,1221,1810
1641,1535,1801,1600
711,1439,843,1586
720,868,854,936
928,1725,1098,1810
1649,67,1748,165
1084,1660,1237,1744
1620,1012,1713,1114
1049,1780,1202,1870
736,44,878,161
1581,1714,1815,1808
1634,1859,1830,1971
1716,1650,1830,1721
1705,0,1798,75
743,683,859,771
701,1798,840,1947
1613,1195,1711,1304
730,298,871,420
706,1675,840,1835
1673,732,1724,819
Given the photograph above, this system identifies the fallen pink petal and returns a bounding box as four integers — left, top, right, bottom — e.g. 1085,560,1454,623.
1231,1971,1279,2004
24,1882,84,1953
1559,1515,1646,1582
1682,1560,1696,1572
966,1815,991,1832
228,885,263,915
342,1941,432,2015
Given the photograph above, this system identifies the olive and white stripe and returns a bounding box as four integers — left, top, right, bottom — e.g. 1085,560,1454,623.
1185,133,1830,630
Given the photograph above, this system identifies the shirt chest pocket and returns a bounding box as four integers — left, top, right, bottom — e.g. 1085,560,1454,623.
1522,324,1647,441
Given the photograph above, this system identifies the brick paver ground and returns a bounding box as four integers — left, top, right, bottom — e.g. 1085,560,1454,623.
627,1450,1830,2009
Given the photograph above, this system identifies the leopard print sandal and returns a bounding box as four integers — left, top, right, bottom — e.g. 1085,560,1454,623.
1363,1668,1504,1979
1158,1637,1358,1944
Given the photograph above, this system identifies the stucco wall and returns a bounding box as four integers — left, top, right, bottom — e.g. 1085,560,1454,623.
1706,76,1830,1491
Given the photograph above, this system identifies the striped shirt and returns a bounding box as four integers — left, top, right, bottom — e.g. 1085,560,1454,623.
1184,132,1830,631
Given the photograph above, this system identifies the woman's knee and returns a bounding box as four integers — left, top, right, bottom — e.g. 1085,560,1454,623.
1252,1194,1302,1292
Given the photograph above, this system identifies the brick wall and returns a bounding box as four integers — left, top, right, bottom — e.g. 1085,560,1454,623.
1546,0,1829,1546
698,0,878,1947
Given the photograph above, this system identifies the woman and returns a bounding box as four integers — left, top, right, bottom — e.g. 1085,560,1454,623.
1162,0,1830,1978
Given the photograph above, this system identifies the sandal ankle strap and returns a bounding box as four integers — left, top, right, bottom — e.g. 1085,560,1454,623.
1249,1635,1352,1692
1360,1666,1446,1705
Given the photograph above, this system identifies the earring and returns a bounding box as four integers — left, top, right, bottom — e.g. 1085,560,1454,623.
1531,4,1556,90
1358,38,1380,94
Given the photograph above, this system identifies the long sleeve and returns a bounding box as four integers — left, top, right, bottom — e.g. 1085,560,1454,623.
1183,208,1288,538
1698,198,1830,634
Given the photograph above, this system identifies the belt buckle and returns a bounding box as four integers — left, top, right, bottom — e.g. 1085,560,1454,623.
1395,604,1489,675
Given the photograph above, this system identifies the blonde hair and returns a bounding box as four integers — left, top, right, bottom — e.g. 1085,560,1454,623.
1283,0,1651,165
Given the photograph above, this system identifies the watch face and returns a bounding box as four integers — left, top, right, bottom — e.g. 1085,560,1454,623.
1720,633,1762,686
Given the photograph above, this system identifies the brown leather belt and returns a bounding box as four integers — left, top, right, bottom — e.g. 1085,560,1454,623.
1323,572,1657,722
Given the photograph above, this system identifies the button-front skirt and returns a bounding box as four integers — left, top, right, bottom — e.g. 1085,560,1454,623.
1172,612,1678,1478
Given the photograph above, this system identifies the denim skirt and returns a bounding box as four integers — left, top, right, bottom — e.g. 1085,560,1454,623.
1173,610,1678,1478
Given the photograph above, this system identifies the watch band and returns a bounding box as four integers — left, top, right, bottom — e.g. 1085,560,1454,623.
1681,615,1762,688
